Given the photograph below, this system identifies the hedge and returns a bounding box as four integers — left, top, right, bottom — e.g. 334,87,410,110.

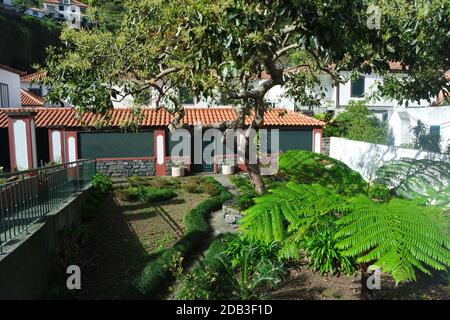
130,177,233,299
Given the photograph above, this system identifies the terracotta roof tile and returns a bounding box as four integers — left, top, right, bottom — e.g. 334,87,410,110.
20,71,47,83
21,89,45,107
44,0,87,8
0,107,324,129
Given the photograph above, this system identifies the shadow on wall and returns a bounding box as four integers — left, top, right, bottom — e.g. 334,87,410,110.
329,137,450,182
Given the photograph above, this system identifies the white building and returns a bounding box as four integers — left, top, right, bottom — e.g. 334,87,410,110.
0,64,23,108
389,105,450,152
42,0,87,29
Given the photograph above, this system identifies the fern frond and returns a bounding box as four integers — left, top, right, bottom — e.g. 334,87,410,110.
336,196,450,284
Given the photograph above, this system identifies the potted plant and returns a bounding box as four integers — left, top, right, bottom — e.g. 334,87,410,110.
171,162,185,177
222,163,235,175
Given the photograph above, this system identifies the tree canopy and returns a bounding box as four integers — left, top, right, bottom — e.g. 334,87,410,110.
43,0,450,192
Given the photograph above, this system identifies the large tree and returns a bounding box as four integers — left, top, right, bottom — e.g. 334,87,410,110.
43,0,449,194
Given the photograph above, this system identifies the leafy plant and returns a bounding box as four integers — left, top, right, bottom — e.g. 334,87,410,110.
413,120,442,153
301,225,356,275
122,186,177,203
368,183,391,202
375,158,450,207
336,196,450,286
92,173,112,194
182,176,203,193
324,101,388,144
241,183,350,243
279,150,368,196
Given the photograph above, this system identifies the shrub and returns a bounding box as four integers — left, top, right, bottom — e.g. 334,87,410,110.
122,186,177,203
236,193,257,211
201,180,221,197
368,183,391,201
324,101,388,144
279,150,368,196
92,173,112,194
301,226,357,275
131,178,233,299
182,176,203,193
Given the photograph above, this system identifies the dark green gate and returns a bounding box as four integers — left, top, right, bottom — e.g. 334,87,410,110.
78,131,154,158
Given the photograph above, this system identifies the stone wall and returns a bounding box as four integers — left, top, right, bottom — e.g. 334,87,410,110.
97,159,156,177
322,137,330,155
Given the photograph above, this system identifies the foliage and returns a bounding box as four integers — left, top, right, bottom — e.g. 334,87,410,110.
324,101,388,144
122,186,176,203
367,183,392,202
177,234,286,300
182,176,203,193
131,179,232,298
336,196,450,284
126,176,180,189
201,179,221,197
375,158,450,207
302,225,357,275
279,150,368,196
92,173,112,194
0,10,61,73
81,191,105,222
87,0,125,31
412,120,442,153
241,183,351,243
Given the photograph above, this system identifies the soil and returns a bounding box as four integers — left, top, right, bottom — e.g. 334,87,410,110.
268,263,450,300
71,179,207,300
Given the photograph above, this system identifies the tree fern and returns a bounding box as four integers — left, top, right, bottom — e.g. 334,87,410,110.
336,196,450,284
375,158,450,207
240,183,350,242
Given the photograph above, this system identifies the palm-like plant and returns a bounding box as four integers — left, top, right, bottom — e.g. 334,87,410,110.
336,196,450,297
240,183,350,243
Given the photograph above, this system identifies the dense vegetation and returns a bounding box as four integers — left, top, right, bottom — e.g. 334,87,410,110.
0,9,61,72
88,0,125,31
322,101,389,144
130,176,232,299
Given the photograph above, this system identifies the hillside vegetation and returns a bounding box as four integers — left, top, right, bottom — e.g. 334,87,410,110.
0,9,61,72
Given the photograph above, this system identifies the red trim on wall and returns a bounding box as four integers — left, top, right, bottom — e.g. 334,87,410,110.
65,131,78,162
48,129,54,163
7,118,16,172
312,128,323,153
154,129,166,176
24,118,34,169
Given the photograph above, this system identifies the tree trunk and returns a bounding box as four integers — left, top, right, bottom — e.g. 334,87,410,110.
360,263,373,300
247,163,266,194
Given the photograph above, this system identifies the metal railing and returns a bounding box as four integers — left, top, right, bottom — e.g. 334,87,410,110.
0,159,96,253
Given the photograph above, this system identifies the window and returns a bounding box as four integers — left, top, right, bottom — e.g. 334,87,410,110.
71,6,76,13
29,88,42,97
72,18,76,25
350,76,365,98
0,83,10,108
430,125,441,138
59,5,64,11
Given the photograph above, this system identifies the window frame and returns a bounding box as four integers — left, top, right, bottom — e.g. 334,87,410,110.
350,76,365,98
0,83,10,108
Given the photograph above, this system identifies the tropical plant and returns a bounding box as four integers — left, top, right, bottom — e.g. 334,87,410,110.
375,158,450,207
324,101,388,144
301,225,357,275
241,183,350,243
278,150,368,196
336,196,450,297
92,172,112,194
413,120,442,153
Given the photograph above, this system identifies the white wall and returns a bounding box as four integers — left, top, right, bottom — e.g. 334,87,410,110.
389,106,450,151
13,120,29,170
329,137,450,182
0,69,21,108
43,1,82,29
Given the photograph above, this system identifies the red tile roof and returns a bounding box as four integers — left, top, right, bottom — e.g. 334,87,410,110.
20,71,47,83
44,0,87,8
20,89,45,107
0,107,324,129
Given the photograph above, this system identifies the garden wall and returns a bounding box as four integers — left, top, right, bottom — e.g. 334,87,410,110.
97,159,157,177
0,186,92,299
329,137,450,181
